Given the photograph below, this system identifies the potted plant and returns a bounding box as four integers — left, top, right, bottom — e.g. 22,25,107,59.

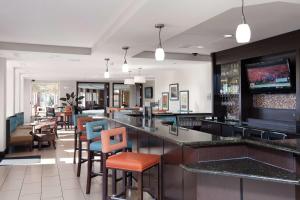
59,92,84,114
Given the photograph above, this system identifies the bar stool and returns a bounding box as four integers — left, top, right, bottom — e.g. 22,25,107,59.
101,127,161,200
85,120,108,194
76,116,93,177
64,111,73,130
73,114,88,164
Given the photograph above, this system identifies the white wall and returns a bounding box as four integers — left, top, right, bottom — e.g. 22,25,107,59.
6,63,14,117
14,69,21,113
129,85,137,107
23,79,32,123
154,63,212,113
20,75,25,112
143,80,155,105
58,80,77,106
0,58,7,152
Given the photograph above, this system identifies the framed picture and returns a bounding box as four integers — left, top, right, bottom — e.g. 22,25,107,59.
144,87,153,99
169,124,178,136
180,90,189,112
169,83,179,100
162,92,169,110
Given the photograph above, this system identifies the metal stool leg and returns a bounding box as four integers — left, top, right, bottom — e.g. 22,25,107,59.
86,149,93,194
73,130,77,164
102,154,108,200
137,172,144,200
112,169,117,195
77,140,82,177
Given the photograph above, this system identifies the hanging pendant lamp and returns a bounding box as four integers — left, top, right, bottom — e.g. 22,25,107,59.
122,46,129,73
134,68,146,83
236,0,251,43
124,71,134,85
104,58,110,79
155,24,165,61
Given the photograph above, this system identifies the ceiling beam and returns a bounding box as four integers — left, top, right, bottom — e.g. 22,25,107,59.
133,51,211,62
0,41,91,55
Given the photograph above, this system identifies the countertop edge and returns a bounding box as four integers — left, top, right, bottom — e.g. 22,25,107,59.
180,164,300,185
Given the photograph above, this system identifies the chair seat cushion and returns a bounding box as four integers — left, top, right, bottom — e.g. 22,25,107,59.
10,129,33,144
90,141,102,151
106,152,160,172
80,134,87,141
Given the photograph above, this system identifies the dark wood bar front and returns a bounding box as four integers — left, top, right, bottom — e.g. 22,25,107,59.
107,112,300,200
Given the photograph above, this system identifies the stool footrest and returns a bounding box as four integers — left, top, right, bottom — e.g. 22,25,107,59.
111,192,126,200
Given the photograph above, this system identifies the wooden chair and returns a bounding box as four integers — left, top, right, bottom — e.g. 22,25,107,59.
73,114,88,164
101,127,161,200
85,120,108,194
33,125,56,150
76,117,93,177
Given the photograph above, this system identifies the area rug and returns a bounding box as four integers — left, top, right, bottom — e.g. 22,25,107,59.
0,155,41,166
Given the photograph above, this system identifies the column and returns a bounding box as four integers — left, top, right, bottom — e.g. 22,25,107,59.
23,78,32,123
14,68,21,113
6,62,15,117
0,58,7,153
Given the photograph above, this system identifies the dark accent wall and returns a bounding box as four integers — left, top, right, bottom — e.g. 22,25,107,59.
212,29,300,134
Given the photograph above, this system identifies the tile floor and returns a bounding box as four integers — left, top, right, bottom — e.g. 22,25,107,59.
0,130,153,200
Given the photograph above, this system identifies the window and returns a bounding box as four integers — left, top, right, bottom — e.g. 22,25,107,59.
32,82,59,116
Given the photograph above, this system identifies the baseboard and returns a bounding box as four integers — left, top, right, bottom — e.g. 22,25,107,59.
0,151,5,161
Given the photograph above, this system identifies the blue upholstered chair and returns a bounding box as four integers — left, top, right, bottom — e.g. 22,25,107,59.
85,120,133,194
72,113,89,164
85,120,108,194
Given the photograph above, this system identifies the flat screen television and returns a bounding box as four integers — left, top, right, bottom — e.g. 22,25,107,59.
246,59,294,93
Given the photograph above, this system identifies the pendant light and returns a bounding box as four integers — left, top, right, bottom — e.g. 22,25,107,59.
124,71,134,85
122,46,129,73
155,24,165,61
236,0,251,43
134,68,146,83
104,58,110,79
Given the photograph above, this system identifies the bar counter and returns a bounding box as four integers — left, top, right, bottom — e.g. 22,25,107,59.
107,112,300,200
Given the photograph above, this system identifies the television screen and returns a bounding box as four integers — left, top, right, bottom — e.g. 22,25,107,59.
246,59,292,92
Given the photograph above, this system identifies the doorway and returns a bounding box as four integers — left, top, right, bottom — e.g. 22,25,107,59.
77,82,110,112
113,83,143,108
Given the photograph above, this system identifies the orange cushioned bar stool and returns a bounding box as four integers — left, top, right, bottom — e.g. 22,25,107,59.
101,127,161,200
76,116,94,177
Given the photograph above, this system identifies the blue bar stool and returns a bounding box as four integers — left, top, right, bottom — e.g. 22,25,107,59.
85,120,108,194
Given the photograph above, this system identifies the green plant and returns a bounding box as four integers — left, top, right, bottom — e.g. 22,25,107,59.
59,92,84,108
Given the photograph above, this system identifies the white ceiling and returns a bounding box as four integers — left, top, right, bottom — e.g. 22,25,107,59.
1,0,300,81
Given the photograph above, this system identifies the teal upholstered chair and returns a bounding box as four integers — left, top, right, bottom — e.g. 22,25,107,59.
85,120,108,194
73,113,89,164
85,120,133,194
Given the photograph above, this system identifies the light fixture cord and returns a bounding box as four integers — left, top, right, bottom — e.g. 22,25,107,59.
124,48,128,63
158,27,162,48
241,0,246,23
106,60,109,72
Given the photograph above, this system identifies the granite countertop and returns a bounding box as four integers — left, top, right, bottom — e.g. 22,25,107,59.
109,112,234,146
108,113,300,155
200,118,245,127
181,157,300,185
152,112,211,116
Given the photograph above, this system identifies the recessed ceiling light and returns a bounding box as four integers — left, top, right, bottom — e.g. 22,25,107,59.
224,34,233,38
179,45,204,49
